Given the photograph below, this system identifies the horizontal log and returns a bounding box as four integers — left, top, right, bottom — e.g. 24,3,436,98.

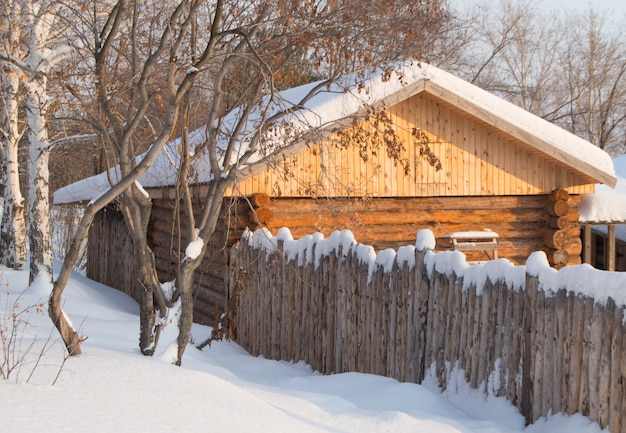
149,230,179,248
567,255,582,266
153,255,228,283
249,193,271,208
566,211,580,223
547,200,570,217
549,189,570,203
220,212,254,227
567,195,581,208
220,200,255,217
149,215,194,236
270,209,548,229
548,216,570,230
249,207,273,225
545,229,572,250
153,196,256,220
267,196,541,215
275,220,547,242
192,297,222,326
548,248,569,265
150,219,243,245
193,282,226,304
565,237,583,256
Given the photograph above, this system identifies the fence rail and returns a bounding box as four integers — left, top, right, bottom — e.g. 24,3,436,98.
230,228,626,432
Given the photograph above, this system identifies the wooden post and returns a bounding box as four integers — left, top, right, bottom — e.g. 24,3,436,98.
521,271,538,424
608,224,616,272
583,225,592,265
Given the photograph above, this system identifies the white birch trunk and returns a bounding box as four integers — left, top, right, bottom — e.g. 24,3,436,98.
26,77,53,285
0,72,27,269
0,0,27,269
23,0,58,286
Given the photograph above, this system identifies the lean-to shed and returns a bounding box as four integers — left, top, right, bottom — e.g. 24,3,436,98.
580,154,626,271
55,62,617,324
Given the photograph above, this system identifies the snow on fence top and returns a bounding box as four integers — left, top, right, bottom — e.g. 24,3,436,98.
243,227,626,308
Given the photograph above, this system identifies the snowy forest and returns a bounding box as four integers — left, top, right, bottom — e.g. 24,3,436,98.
1,0,626,387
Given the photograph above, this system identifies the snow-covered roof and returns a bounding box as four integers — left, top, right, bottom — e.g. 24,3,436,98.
580,154,626,224
54,61,616,205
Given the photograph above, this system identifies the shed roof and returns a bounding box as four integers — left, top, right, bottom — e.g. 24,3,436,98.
580,154,626,225
54,61,616,205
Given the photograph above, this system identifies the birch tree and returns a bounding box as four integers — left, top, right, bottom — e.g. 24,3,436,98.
21,0,72,286
0,0,27,270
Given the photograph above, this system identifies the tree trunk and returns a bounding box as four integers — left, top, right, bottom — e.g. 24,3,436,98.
174,180,229,365
49,283,83,356
26,73,53,285
0,70,26,269
175,256,199,365
119,184,168,356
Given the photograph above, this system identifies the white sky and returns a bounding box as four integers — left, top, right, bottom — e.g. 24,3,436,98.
542,0,626,16
450,0,626,18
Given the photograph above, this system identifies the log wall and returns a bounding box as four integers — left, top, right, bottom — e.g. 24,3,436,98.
231,231,626,432
146,194,272,325
263,194,569,265
88,191,584,325
544,189,582,268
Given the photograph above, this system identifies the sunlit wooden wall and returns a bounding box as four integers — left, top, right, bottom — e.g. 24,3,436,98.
232,93,595,198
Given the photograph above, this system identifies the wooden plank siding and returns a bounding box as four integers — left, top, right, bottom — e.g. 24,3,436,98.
87,205,139,302
230,94,595,198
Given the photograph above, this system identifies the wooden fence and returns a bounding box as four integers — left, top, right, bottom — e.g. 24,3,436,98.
230,228,626,432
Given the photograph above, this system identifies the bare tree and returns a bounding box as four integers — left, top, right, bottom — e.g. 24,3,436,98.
162,0,452,364
49,0,452,362
463,0,563,114
458,0,626,155
556,9,626,153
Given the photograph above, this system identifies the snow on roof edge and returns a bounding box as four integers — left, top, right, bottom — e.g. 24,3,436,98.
580,154,626,224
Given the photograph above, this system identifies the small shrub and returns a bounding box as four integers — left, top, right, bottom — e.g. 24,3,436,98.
0,285,68,385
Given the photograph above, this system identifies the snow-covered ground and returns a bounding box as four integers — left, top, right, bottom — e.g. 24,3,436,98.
0,263,607,433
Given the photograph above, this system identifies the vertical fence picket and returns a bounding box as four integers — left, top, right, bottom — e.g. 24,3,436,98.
568,292,585,415
579,297,594,416
414,248,431,382
541,292,555,417
553,289,567,416
493,279,507,397
609,304,623,433
533,288,545,420
387,260,400,379
620,308,626,433
357,253,369,373
599,299,615,428
477,279,493,389
587,301,603,423
521,273,537,421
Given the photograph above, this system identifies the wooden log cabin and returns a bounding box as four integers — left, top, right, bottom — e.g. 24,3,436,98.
54,62,617,324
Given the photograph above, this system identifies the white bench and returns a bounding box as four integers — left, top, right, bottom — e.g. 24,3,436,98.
447,230,499,261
